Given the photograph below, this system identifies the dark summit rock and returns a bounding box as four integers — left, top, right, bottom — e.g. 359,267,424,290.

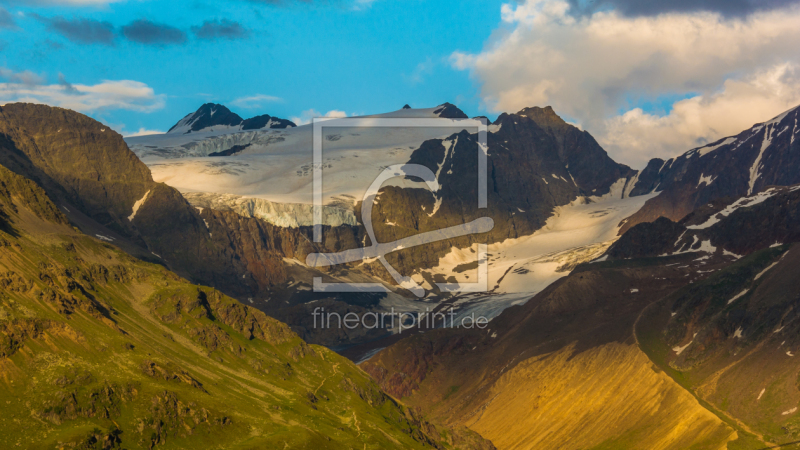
241,114,296,130
168,103,296,134
402,104,411,109
516,106,569,133
503,108,635,196
361,106,637,276
433,102,468,119
168,103,243,134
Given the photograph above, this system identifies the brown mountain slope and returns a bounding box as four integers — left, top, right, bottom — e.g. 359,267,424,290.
362,255,740,449
0,103,323,299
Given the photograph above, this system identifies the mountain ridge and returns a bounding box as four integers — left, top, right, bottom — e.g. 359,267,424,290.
167,103,296,134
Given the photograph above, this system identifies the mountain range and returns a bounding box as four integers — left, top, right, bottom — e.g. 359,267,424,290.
2,98,800,449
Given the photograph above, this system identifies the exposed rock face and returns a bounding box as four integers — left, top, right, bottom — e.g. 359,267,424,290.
622,105,800,232
0,103,153,239
607,185,800,260
0,103,312,299
433,102,468,119
240,113,295,130
516,106,634,194
363,107,636,276
168,103,244,133
168,103,296,134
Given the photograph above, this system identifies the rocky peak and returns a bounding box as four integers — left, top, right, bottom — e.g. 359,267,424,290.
168,103,243,134
402,104,411,109
433,102,468,119
240,114,296,130
168,103,296,134
516,106,569,133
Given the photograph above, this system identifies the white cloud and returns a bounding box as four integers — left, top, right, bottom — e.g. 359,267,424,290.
603,63,800,166
290,109,349,126
230,94,282,109
0,78,165,113
451,0,800,166
123,127,164,137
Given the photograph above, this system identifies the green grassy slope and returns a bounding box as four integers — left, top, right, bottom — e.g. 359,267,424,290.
0,163,493,450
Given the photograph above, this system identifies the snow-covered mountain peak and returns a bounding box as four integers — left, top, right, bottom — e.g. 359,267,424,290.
167,103,243,134
166,103,296,135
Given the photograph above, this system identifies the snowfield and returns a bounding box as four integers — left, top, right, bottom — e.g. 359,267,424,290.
126,106,472,225
420,183,658,323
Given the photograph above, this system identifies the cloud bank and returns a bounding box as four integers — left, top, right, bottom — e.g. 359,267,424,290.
0,72,164,113
451,0,800,166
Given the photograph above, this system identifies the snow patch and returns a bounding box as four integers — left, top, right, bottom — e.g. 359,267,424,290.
695,137,736,157
673,340,693,355
727,289,748,305
688,188,778,230
723,249,743,259
747,124,776,195
127,190,151,222
755,261,780,280
696,173,716,188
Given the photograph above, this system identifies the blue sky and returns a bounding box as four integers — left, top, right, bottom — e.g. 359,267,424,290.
0,0,507,134
1,0,800,167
